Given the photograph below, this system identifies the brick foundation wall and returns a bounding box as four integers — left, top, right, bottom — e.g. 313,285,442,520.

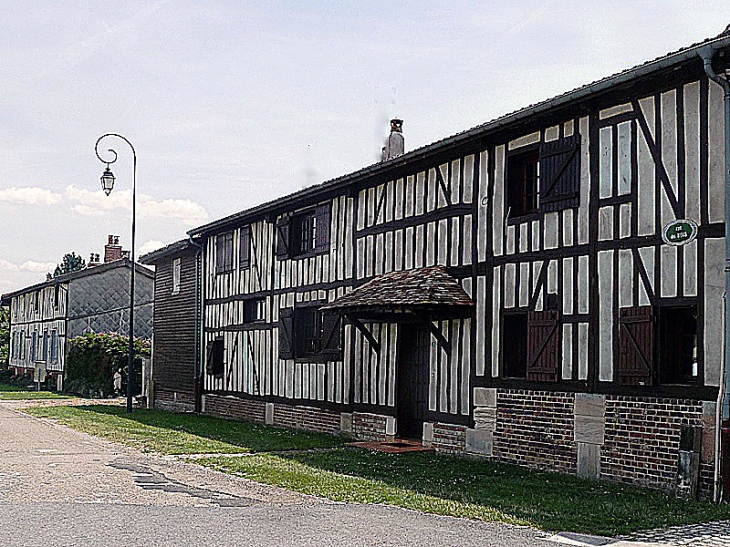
352,413,388,440
272,404,341,435
203,394,267,423
601,396,705,491
494,390,576,473
154,388,195,412
432,423,467,454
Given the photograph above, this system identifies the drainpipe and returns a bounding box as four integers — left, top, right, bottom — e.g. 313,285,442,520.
699,43,730,502
188,235,205,412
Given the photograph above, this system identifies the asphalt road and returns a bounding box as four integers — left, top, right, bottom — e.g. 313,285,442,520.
0,402,549,547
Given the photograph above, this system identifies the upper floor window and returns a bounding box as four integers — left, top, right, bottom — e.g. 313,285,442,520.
506,134,581,219
172,258,181,295
215,232,234,274
276,203,331,259
50,330,59,364
240,226,251,269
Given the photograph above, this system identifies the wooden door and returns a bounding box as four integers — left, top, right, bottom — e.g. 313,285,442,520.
397,325,430,439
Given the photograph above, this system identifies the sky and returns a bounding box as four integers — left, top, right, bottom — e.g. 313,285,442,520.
0,1,728,292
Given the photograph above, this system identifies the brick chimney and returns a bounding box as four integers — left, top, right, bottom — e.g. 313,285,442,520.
104,235,123,263
381,118,404,161
88,253,101,267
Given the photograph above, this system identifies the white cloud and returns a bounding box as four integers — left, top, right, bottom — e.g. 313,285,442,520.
137,240,166,258
65,185,208,225
0,187,62,205
0,259,19,271
20,260,57,273
0,259,56,273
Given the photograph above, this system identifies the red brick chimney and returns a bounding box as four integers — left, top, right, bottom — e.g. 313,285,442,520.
104,235,123,263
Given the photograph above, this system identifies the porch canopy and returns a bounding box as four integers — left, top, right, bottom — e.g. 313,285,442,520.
321,266,474,322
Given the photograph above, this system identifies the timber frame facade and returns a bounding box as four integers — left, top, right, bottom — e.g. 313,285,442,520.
152,28,730,497
1,259,155,389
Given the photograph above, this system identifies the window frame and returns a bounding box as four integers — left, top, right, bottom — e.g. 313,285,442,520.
279,302,342,362
172,258,181,295
657,303,699,385
501,311,528,379
243,298,266,324
506,147,540,220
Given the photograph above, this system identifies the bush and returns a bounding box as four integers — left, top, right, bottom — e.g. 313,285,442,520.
65,333,150,398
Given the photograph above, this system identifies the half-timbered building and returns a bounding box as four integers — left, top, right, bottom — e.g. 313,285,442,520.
155,28,730,497
2,237,155,390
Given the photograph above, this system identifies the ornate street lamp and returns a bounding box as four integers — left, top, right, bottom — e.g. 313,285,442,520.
94,133,137,414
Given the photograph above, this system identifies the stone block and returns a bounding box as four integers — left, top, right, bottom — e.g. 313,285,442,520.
574,393,605,417
465,428,493,456
473,387,497,408
703,401,717,416
265,402,274,425
574,415,605,444
340,413,353,434
422,422,434,446
473,407,497,431
577,442,601,479
200,394,206,413
386,416,396,436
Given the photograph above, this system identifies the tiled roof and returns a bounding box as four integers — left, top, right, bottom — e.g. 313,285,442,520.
322,267,474,313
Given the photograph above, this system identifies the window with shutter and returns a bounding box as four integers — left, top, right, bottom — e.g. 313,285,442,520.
244,298,265,323
618,306,654,386
278,308,294,359
240,226,251,269
539,134,581,212
526,310,560,382
276,215,291,259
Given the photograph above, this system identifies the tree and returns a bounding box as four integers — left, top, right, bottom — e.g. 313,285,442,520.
47,252,86,280
0,307,9,368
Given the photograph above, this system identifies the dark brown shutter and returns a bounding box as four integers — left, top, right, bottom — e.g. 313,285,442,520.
320,311,342,359
276,215,291,259
206,339,224,376
279,308,294,359
539,134,580,212
315,203,330,253
618,306,654,386
526,310,560,382
240,226,250,269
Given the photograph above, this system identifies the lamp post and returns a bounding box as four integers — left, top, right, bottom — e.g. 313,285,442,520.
95,133,137,414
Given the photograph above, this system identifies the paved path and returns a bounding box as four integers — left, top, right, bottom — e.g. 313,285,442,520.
0,402,546,546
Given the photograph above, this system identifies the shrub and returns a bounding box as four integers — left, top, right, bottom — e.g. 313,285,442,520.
65,333,150,397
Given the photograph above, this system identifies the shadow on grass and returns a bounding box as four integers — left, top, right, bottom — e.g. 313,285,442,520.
55,405,349,453
211,447,730,536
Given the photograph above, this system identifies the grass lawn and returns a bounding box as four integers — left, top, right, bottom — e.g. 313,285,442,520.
0,383,73,400
23,404,730,535
24,405,349,454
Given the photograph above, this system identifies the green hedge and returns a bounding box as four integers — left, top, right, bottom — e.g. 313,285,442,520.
65,333,150,397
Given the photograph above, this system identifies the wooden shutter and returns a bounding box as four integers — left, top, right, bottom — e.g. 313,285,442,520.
276,215,291,259
315,203,330,253
205,339,224,376
279,308,294,359
539,134,580,212
320,311,342,359
526,310,560,382
240,226,250,269
618,306,654,386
